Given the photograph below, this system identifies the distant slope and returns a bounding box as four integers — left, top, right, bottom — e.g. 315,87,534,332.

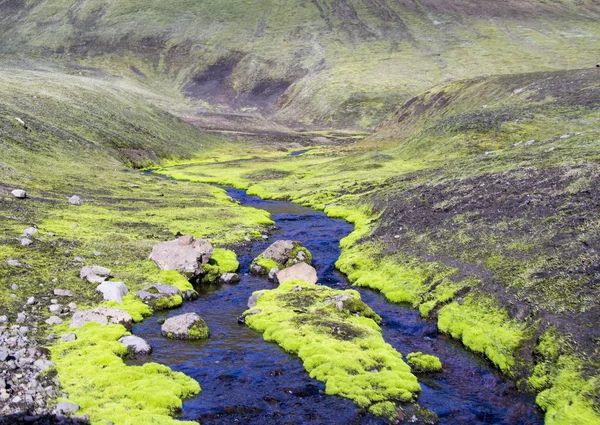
1,0,598,128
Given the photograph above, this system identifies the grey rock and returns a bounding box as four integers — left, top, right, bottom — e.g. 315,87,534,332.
79,266,111,284
16,312,26,323
0,315,7,323
268,268,279,281
23,227,38,237
73,257,84,263
61,333,77,342
54,401,80,414
48,304,62,314
161,313,209,340
118,335,152,355
0,378,5,389
0,350,8,361
68,195,83,206
247,292,264,309
20,238,32,246
259,240,296,264
7,259,22,267
149,235,213,278
11,284,19,291
26,297,37,305
53,289,74,297
68,302,77,310
137,283,181,308
96,281,128,304
11,189,26,199
93,251,102,256
33,359,55,372
219,273,240,284
275,263,318,285
45,316,63,325
70,308,133,330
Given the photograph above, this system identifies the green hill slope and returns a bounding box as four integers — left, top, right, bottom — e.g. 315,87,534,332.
2,0,598,128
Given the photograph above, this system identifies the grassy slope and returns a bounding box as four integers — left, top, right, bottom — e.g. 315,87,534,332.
158,68,600,425
0,66,274,424
1,1,598,128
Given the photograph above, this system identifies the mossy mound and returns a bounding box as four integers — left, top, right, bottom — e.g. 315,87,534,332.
197,248,239,284
244,280,421,413
50,323,200,425
406,352,443,373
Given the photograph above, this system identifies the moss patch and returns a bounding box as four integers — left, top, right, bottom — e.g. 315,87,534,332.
50,322,200,425
406,352,443,373
244,280,421,413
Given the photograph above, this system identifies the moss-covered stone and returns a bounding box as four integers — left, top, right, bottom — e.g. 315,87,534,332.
406,352,443,373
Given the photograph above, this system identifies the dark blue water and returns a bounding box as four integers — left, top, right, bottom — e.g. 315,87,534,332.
132,187,543,425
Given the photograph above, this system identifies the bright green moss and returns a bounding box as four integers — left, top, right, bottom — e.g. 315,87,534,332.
153,294,183,310
50,322,200,425
199,263,221,284
186,321,210,340
528,329,600,425
368,401,398,421
211,248,240,273
406,352,443,373
244,280,420,413
103,294,152,322
250,256,281,275
437,295,526,374
285,246,312,267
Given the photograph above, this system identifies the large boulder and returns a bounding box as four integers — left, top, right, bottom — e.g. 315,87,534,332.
80,266,111,284
275,262,318,285
161,313,209,340
137,283,183,309
119,335,152,356
96,281,128,304
70,307,133,330
251,240,312,275
150,235,213,280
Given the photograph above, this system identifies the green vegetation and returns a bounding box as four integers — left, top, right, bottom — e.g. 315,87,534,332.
211,248,240,273
50,322,200,425
245,279,421,416
406,353,443,374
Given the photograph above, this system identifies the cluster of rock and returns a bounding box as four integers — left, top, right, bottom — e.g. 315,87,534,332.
0,297,86,424
250,240,317,284
9,189,84,207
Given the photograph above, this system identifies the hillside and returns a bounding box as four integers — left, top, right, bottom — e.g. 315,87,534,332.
1,0,599,128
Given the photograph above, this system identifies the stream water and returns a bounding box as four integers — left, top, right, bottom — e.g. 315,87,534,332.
132,186,543,425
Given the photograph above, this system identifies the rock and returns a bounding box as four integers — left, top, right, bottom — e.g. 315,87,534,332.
11,283,19,291
23,227,38,237
137,283,182,309
0,350,8,361
68,195,83,206
33,359,55,372
53,289,74,297
7,259,22,267
161,313,209,340
26,297,37,305
219,273,240,284
48,304,63,314
21,238,33,246
61,333,77,342
275,263,318,285
247,292,264,309
45,316,63,325
260,240,296,264
11,189,26,198
149,235,213,279
54,401,80,414
73,256,84,263
0,315,7,323
251,240,312,274
118,335,152,355
79,265,111,284
96,281,128,304
268,268,279,281
70,307,133,330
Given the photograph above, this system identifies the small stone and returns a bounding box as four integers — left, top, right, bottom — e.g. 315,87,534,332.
219,273,240,284
93,251,102,256
11,189,26,199
45,316,63,325
49,304,62,314
0,315,7,323
11,284,19,291
7,259,22,267
34,359,55,371
54,401,80,414
21,238,33,246
268,268,279,281
23,227,38,237
0,350,8,361
118,335,152,356
68,195,83,206
68,302,77,310
61,333,77,342
73,257,83,262
54,289,74,297
26,297,37,305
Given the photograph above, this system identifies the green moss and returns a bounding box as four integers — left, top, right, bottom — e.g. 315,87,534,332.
285,245,312,267
211,248,239,273
368,401,398,421
437,295,526,374
199,263,222,284
103,294,153,322
406,352,443,373
528,329,600,425
153,294,183,310
186,320,210,340
50,322,200,425
244,280,420,412
250,256,281,275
